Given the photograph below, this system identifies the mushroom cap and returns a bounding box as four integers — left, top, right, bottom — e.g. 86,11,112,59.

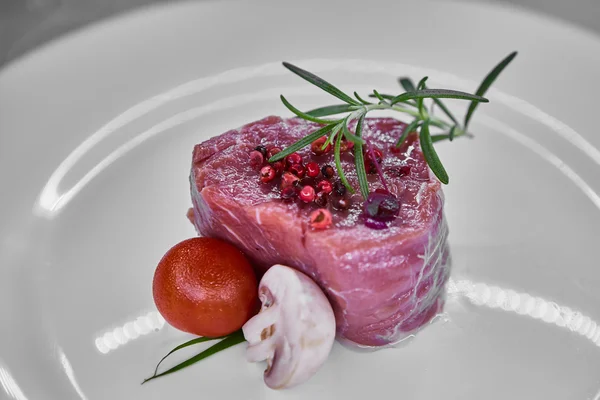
242,264,336,389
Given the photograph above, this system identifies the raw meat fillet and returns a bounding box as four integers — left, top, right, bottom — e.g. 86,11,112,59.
188,116,451,347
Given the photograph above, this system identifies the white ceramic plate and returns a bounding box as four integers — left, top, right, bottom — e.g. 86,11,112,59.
2,0,600,399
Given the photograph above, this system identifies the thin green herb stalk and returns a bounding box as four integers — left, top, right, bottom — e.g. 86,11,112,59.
364,101,452,129
396,119,421,148
398,77,416,92
431,95,459,125
390,88,488,105
333,124,354,193
416,77,428,119
353,114,370,199
433,94,458,126
419,120,449,184
277,53,516,192
374,88,489,107
152,336,222,376
269,123,336,162
322,123,341,151
142,330,245,384
430,130,471,143
384,104,451,130
282,62,359,105
402,76,459,125
306,104,357,118
354,91,372,105
280,95,334,124
342,121,365,145
368,93,394,101
372,90,388,104
315,101,450,130
371,89,484,114
424,85,459,125
464,51,518,129
431,134,452,143
368,93,418,108
448,125,457,142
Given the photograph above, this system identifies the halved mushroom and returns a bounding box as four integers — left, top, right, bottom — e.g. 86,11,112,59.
241,264,336,389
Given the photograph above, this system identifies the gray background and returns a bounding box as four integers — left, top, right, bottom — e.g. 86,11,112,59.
1,0,600,69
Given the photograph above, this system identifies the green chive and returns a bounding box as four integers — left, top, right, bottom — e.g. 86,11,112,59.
142,330,245,384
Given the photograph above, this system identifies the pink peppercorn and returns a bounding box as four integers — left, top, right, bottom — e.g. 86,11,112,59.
259,165,276,183
306,162,320,178
311,136,332,156
285,153,303,167
280,186,297,201
272,161,285,175
299,185,316,203
316,180,333,194
309,209,333,230
288,164,306,179
340,139,354,152
321,164,335,179
281,172,300,189
249,150,264,169
314,191,328,207
267,147,282,160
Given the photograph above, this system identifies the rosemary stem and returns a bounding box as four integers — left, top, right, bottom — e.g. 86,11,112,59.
365,104,452,130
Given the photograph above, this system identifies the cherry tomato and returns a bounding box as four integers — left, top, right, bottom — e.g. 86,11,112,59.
152,237,258,337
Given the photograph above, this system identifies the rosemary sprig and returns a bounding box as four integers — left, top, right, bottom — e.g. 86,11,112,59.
273,52,517,195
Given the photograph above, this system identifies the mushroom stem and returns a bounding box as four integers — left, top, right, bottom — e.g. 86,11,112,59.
242,307,278,343
246,336,276,363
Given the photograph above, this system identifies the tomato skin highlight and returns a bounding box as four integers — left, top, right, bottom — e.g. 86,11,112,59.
152,237,259,337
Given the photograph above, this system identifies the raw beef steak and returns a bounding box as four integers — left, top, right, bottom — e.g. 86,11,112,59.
188,116,451,347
